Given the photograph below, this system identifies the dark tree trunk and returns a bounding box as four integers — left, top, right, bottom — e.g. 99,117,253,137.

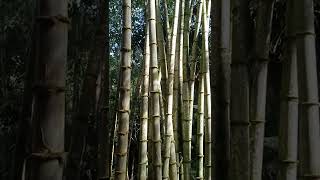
66,1,107,178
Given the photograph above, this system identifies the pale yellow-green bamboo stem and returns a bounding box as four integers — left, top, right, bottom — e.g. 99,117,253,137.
163,0,180,178
202,0,212,178
149,0,162,179
114,0,132,179
138,22,150,180
197,44,206,179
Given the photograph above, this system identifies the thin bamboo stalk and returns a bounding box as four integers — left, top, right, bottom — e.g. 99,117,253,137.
163,0,180,178
138,22,150,180
202,0,212,178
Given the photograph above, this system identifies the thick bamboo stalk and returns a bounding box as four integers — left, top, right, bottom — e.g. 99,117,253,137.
278,1,298,179
230,0,251,179
211,0,231,179
149,0,162,178
28,0,68,178
114,0,132,179
249,1,274,180
138,23,150,180
294,0,320,179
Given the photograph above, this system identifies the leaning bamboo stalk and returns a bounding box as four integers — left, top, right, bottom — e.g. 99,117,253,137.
163,0,180,178
138,22,150,180
114,0,132,179
163,0,171,54
249,1,274,180
294,0,320,178
156,0,168,103
202,0,212,178
278,1,298,179
149,0,162,178
189,0,203,127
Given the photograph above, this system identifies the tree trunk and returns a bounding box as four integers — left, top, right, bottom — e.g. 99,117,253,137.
230,0,251,179
28,0,68,178
66,2,106,179
249,1,274,180
96,0,110,179
294,0,320,179
278,1,298,179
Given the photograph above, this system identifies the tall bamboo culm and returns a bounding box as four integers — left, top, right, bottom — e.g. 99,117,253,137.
294,0,320,178
138,22,150,180
114,0,132,179
230,0,251,179
28,0,68,179
278,1,298,180
162,0,180,178
202,0,212,178
149,0,162,179
211,0,231,179
249,1,274,180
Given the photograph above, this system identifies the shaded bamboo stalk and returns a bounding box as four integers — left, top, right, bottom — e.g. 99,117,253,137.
28,0,68,178
230,0,251,179
278,1,298,179
249,1,274,180
294,0,320,178
211,0,231,179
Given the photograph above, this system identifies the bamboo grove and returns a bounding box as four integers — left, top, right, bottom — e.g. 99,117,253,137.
5,0,320,180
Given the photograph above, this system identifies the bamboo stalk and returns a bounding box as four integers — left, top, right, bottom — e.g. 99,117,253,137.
230,0,251,179
138,22,150,180
294,0,320,178
202,0,212,178
163,0,180,178
114,0,132,179
249,1,274,180
149,0,162,178
211,0,231,179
